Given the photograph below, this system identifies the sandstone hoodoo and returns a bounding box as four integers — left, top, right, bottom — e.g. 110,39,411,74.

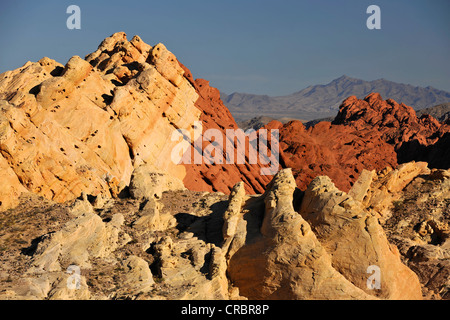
226,168,424,300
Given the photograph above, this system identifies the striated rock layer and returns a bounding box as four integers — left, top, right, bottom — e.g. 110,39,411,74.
178,63,272,194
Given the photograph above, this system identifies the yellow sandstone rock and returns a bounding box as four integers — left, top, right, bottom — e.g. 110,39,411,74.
0,32,201,211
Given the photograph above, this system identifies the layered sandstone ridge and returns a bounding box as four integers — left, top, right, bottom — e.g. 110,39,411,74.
0,32,276,211
0,32,201,210
0,33,188,210
178,64,272,194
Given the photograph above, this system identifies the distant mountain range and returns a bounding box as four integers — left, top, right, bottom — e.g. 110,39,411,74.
237,103,450,131
221,75,450,121
416,103,450,122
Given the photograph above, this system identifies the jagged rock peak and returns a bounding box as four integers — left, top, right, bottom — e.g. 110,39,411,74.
0,32,200,210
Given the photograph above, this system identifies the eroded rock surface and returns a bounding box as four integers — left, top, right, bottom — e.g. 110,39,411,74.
334,93,450,168
269,119,397,192
2,163,444,300
0,32,203,211
270,93,449,194
0,33,449,301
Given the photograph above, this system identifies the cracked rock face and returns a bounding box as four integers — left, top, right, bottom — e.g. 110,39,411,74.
272,119,398,193
333,93,450,169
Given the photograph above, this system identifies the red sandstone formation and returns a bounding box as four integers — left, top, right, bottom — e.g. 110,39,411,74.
266,119,397,192
178,62,272,194
0,31,447,209
268,93,449,192
270,93,449,192
333,93,450,168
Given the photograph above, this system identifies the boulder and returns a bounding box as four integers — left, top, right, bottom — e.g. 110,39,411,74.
28,202,129,272
129,165,185,200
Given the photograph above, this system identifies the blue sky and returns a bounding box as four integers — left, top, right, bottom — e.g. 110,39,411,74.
1,0,449,95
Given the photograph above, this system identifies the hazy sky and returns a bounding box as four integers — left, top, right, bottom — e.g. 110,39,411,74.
1,0,449,95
